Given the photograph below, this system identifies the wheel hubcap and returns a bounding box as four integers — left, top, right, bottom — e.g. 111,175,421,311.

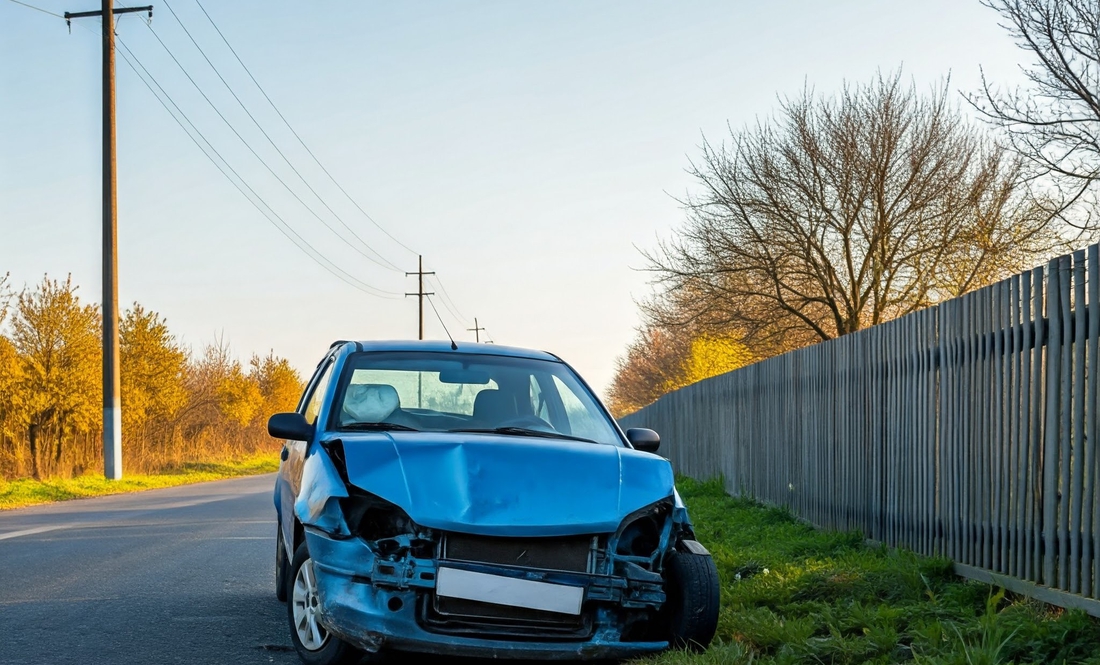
291,558,329,651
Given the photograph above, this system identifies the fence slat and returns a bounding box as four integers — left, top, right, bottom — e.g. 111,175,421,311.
1072,250,1087,593
1089,245,1100,599
1010,274,1024,578
1060,256,1073,590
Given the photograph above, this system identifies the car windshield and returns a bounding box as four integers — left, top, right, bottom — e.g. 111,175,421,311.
331,351,623,446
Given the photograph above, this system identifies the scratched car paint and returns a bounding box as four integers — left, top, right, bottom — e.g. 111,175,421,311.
271,340,720,663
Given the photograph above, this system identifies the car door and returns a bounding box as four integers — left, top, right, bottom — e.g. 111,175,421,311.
277,356,336,546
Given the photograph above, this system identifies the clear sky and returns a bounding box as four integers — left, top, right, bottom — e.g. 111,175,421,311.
1,0,1028,393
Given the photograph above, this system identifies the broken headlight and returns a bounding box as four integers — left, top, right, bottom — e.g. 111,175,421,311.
340,489,414,540
613,499,673,560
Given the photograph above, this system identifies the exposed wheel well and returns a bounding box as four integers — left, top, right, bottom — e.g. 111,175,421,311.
293,519,305,552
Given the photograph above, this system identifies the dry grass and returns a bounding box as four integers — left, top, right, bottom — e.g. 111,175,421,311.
0,453,279,510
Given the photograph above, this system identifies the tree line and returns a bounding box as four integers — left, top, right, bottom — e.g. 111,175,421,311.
0,273,303,481
608,0,1100,417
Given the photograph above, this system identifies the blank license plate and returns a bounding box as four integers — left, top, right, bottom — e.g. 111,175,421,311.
435,567,584,615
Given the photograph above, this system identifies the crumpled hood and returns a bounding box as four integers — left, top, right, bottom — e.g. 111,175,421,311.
336,433,674,537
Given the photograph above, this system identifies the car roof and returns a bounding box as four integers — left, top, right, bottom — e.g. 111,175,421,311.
336,339,562,362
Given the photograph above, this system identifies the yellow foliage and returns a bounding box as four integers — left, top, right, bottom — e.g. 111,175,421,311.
681,335,754,385
120,304,188,431
217,365,264,427
250,351,304,416
0,272,304,480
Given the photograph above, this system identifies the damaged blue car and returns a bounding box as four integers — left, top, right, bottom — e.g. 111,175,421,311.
270,340,719,663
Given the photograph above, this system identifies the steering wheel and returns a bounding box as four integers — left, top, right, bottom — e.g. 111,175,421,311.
497,415,555,431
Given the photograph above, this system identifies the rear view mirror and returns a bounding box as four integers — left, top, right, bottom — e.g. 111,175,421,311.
268,412,314,441
438,368,491,385
625,428,660,453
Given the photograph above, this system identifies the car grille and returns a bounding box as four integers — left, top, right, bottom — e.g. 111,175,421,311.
441,534,594,573
424,534,597,639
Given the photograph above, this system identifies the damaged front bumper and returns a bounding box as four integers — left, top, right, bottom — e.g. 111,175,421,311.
303,529,670,660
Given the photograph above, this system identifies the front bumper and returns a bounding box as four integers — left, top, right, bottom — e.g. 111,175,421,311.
304,530,669,660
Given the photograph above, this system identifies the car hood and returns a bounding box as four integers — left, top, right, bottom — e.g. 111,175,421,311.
335,433,674,537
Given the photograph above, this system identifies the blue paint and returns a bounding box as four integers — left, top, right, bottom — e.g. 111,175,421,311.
335,432,675,537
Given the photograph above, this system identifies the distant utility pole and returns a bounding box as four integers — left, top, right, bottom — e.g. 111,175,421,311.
405,255,434,340
65,1,153,481
467,318,485,343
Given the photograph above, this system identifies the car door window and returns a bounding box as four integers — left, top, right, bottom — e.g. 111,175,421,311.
302,361,335,425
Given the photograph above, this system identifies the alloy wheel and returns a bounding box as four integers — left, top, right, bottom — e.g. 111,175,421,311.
291,558,330,651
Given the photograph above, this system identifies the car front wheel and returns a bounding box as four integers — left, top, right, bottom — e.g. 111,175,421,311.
663,550,720,650
287,542,358,665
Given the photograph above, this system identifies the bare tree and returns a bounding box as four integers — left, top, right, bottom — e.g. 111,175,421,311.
972,0,1100,215
645,73,1064,348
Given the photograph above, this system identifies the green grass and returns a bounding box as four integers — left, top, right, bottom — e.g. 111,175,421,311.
635,478,1100,665
0,453,280,510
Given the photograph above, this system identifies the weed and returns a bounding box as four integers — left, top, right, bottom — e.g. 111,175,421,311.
640,477,1100,665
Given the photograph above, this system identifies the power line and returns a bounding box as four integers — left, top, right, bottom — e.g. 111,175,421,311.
425,275,469,326
112,35,402,299
158,0,402,272
187,0,491,337
28,1,477,324
137,17,402,274
7,0,63,18
192,0,419,258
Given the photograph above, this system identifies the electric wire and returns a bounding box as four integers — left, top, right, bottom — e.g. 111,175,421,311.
159,0,402,272
424,275,468,325
192,0,419,258
112,35,402,299
6,0,62,18
188,0,489,334
33,5,478,314
138,17,402,274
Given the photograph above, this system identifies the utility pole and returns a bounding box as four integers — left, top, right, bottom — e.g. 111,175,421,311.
405,255,434,340
467,318,485,343
65,2,153,481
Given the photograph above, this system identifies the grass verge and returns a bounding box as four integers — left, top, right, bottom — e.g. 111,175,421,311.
636,477,1100,665
0,453,280,510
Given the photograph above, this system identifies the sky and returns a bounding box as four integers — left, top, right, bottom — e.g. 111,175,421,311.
0,0,1030,393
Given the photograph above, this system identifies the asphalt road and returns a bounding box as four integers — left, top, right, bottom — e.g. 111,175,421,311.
0,475,582,665
0,474,298,665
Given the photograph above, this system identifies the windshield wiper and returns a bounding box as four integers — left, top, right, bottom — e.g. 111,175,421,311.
341,422,419,432
449,426,596,444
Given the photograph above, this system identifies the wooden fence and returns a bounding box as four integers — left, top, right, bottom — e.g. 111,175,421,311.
620,244,1100,615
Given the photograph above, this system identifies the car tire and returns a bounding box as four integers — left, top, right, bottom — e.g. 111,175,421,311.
275,525,289,603
663,550,720,651
287,542,359,665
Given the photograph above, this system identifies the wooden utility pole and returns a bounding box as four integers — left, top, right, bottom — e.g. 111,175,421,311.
65,2,153,480
405,255,434,340
467,318,485,343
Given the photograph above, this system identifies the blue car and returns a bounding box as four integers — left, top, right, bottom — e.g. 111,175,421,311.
270,340,719,663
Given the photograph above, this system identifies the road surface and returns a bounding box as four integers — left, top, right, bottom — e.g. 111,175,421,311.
0,474,299,665
0,474,609,665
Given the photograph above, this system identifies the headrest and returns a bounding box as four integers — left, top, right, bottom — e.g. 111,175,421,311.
472,389,516,422
342,383,400,423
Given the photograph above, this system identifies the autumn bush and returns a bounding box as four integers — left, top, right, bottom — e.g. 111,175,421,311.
0,272,303,481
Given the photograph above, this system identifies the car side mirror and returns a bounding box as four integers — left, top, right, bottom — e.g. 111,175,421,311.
625,428,660,453
268,412,314,441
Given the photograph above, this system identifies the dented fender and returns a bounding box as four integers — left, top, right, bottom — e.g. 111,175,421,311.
294,446,350,535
